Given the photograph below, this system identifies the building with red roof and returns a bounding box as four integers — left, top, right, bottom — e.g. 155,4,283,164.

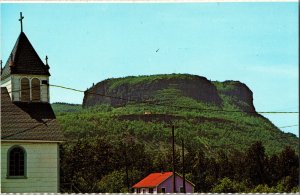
132,172,194,193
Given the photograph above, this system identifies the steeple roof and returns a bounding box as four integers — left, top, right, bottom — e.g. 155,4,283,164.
1,32,50,80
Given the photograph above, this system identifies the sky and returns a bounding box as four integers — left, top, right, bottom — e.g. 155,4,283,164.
1,2,298,136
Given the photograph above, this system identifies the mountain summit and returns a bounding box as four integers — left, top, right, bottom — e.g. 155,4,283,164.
83,74,255,113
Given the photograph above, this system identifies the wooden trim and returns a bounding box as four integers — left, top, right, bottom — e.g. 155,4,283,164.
1,140,64,143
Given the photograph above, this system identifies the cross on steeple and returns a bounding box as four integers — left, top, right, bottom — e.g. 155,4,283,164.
45,55,48,65
19,12,24,32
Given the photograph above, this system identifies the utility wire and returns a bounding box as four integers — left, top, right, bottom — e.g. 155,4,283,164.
278,125,299,129
5,85,43,93
5,83,297,114
3,83,297,115
2,84,298,140
49,84,299,114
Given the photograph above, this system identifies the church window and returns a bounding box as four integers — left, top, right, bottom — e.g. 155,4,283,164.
8,146,26,177
21,78,30,101
31,78,41,101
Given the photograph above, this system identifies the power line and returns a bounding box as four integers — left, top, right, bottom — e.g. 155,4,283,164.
49,84,299,115
6,85,43,94
5,83,297,114
278,125,299,129
2,83,297,140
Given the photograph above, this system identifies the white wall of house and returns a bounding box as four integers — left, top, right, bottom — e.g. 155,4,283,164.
1,141,60,193
1,74,49,102
134,187,157,194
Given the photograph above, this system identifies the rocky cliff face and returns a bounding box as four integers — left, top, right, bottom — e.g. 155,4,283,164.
83,74,256,112
214,80,256,112
224,81,254,107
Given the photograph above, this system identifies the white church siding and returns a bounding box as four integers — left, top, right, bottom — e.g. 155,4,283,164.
1,75,49,102
1,141,60,193
14,75,49,102
1,77,12,98
11,75,21,101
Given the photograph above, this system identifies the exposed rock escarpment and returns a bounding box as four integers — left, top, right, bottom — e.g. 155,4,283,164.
83,74,256,112
213,80,256,112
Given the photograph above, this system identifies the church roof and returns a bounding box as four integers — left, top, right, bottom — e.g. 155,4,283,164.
1,87,64,142
1,32,50,80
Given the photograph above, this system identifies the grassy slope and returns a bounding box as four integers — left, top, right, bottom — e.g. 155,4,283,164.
53,75,298,155
106,74,195,92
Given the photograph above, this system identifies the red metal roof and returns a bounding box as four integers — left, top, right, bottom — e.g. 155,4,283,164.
132,172,173,188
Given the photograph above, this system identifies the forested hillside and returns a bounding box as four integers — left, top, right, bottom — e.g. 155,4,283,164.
54,74,299,193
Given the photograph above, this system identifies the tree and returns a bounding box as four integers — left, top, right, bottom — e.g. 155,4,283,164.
275,176,297,192
244,141,268,186
266,153,280,186
60,137,115,192
216,150,233,179
250,184,275,193
185,146,208,192
212,177,239,193
277,146,299,188
97,170,127,193
228,149,247,182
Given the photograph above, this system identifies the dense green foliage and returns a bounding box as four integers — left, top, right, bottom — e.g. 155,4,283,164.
52,102,82,114
55,101,297,155
54,74,298,193
59,135,299,193
55,102,299,193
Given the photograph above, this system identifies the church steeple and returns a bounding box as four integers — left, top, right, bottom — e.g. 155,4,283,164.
1,12,50,103
1,32,50,80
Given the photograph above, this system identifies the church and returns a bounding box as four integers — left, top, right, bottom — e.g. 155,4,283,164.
1,13,64,192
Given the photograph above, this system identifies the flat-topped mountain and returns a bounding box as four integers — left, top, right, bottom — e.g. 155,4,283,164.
50,73,298,155
83,74,255,113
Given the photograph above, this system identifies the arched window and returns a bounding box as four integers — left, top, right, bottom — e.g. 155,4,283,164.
31,78,41,101
8,146,26,177
21,78,30,101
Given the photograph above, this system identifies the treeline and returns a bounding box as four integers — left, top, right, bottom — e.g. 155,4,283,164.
51,102,82,114
60,136,299,193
